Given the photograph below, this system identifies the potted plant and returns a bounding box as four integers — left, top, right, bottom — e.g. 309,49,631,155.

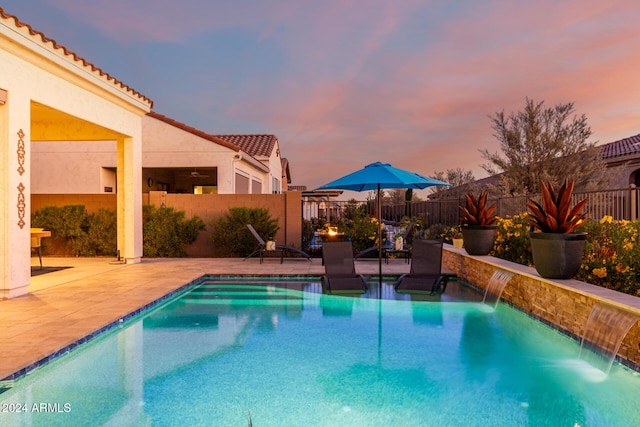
459,191,498,255
441,225,463,248
527,180,588,279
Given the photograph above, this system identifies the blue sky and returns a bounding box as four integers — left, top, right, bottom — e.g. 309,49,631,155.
3,0,640,190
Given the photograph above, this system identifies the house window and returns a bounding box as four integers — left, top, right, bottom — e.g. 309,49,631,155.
235,173,249,194
252,179,262,194
272,177,281,194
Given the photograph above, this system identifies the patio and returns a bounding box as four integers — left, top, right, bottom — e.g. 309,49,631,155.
0,256,412,382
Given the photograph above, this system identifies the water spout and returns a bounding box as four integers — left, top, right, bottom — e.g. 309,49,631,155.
482,269,515,309
579,302,640,375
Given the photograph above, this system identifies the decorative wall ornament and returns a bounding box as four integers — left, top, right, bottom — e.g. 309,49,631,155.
17,129,25,176
17,182,26,229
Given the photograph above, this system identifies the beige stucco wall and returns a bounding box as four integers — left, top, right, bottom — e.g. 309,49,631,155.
263,139,283,193
31,141,117,193
143,115,236,193
604,160,640,189
30,115,279,195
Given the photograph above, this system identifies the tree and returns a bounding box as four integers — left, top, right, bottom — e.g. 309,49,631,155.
429,168,477,199
386,189,409,205
480,98,607,195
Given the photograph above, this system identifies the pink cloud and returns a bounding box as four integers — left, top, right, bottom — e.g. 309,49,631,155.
43,0,640,190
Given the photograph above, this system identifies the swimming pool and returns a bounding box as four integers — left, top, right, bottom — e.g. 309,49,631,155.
1,278,639,426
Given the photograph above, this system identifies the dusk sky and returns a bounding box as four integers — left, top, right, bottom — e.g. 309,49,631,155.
4,1,640,192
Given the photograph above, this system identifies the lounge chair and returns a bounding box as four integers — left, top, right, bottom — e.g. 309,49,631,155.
322,241,368,293
394,239,456,294
244,224,312,263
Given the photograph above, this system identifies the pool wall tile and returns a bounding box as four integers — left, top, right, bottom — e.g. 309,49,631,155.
443,246,640,372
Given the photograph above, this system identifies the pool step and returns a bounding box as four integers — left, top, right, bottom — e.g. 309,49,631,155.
182,284,305,305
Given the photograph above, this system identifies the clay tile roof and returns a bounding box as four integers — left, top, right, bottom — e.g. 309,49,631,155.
599,134,640,159
215,135,277,157
147,111,242,152
0,7,152,107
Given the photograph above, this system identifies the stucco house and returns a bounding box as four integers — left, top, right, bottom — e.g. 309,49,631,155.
31,111,291,195
1,8,151,297
599,133,640,189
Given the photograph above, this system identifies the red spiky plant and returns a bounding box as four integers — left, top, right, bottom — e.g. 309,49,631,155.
459,191,497,226
527,180,587,233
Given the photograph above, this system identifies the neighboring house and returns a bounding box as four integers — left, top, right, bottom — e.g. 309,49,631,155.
600,133,640,188
31,112,291,195
215,134,290,194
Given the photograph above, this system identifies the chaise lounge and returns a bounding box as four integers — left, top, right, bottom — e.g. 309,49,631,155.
394,239,456,294
322,241,368,293
245,224,312,263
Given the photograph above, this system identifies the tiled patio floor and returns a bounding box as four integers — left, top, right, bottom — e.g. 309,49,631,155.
1,256,410,382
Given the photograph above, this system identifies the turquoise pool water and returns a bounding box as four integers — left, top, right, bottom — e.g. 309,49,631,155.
1,279,640,426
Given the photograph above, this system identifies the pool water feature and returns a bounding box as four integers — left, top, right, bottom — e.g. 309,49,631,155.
1,278,640,426
482,269,515,308
579,301,640,375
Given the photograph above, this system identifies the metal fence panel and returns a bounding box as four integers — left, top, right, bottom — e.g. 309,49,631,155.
301,187,640,226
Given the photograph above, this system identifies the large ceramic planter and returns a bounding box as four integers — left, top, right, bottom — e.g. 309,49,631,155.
529,232,587,279
461,225,497,255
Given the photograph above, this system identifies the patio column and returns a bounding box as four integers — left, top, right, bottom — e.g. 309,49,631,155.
116,136,142,263
0,91,31,298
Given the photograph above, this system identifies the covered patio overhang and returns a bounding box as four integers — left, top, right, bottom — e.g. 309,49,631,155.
1,8,152,298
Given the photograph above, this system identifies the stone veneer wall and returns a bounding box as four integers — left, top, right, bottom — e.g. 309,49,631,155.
442,246,640,371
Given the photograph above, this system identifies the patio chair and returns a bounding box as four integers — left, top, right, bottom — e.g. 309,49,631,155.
322,241,368,293
244,224,312,263
394,239,456,294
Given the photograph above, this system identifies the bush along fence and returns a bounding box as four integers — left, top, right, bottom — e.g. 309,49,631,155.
32,204,204,257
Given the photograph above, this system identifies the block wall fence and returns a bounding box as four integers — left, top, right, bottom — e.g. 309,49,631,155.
31,191,303,257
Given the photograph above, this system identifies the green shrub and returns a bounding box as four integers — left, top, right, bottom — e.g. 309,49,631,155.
143,205,205,257
420,223,448,240
32,205,89,256
82,209,117,256
337,215,382,255
436,224,462,244
576,216,640,296
492,213,532,265
211,207,279,257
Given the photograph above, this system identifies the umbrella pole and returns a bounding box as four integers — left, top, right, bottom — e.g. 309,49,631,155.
377,184,382,298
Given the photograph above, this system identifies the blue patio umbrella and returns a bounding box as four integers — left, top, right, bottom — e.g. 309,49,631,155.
315,162,450,293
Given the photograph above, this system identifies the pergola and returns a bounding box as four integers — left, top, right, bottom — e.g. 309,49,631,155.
0,9,152,298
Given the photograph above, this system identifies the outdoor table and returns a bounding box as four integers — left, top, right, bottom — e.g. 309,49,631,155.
384,248,411,264
30,228,51,269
